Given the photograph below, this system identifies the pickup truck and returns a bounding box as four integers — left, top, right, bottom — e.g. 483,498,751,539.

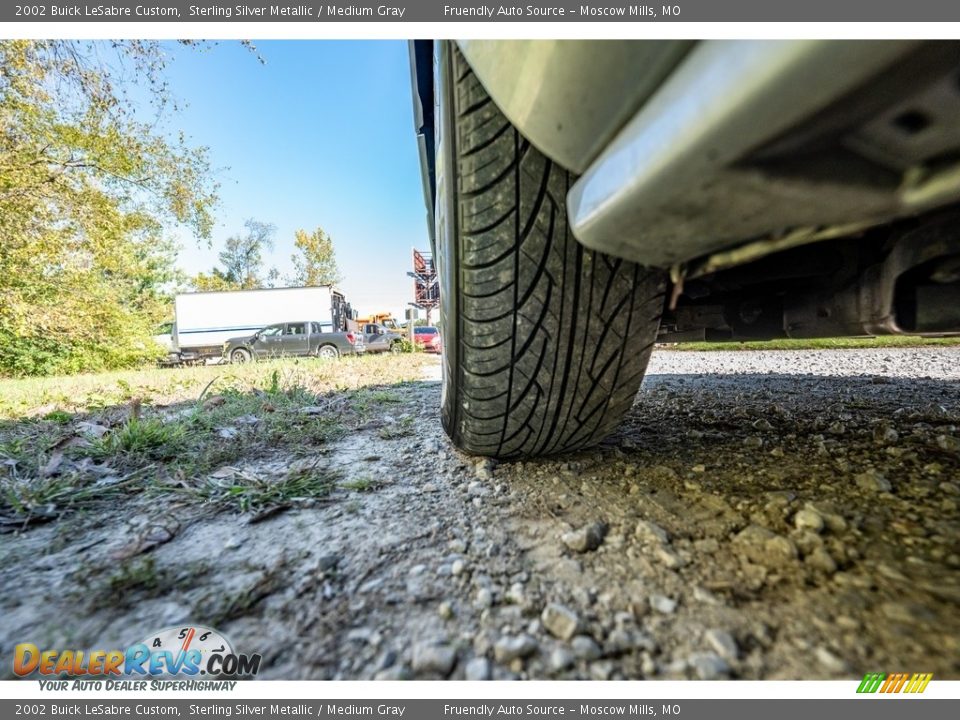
223,321,364,362
362,323,404,354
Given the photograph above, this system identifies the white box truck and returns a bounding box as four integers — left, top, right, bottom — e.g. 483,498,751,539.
159,286,353,364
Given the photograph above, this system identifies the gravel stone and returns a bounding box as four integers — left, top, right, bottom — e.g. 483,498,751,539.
705,629,739,662
589,661,615,680
505,582,526,605
794,509,825,533
561,521,607,552
855,469,892,492
475,460,495,480
411,644,457,676
374,664,413,681
650,594,678,614
298,406,326,415
635,520,670,546
448,538,468,553
493,634,538,663
805,547,838,574
689,652,731,679
655,546,687,569
874,426,899,445
605,629,634,654
475,588,494,609
733,525,798,566
935,435,960,453
548,647,575,672
464,656,491,681
814,647,849,674
541,603,581,640
570,635,603,661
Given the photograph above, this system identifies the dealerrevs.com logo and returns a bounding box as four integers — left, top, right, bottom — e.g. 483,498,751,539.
14,625,261,687
857,673,933,694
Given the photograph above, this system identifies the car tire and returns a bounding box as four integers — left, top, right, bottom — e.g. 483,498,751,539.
435,43,667,458
230,348,252,364
389,341,403,354
317,344,340,360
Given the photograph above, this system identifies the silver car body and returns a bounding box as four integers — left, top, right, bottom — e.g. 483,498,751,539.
457,40,960,269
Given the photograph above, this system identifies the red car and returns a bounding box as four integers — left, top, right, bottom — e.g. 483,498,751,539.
413,326,442,353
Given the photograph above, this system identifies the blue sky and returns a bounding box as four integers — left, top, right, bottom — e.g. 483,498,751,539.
162,40,428,318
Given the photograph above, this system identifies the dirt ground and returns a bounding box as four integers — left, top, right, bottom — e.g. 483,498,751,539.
1,348,958,680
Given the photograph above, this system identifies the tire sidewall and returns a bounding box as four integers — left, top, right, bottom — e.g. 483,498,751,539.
231,348,251,364
318,344,339,360
435,40,461,443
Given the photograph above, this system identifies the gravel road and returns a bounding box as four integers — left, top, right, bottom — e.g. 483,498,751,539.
2,347,958,681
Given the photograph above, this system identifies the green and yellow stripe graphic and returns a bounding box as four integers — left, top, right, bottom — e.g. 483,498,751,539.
857,672,933,694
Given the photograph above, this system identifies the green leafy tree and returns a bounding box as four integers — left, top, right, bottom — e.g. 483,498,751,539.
0,40,219,376
217,219,276,289
189,269,240,293
191,219,275,291
290,227,341,287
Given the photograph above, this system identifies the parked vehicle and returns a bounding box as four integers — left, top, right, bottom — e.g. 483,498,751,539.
410,39,960,458
223,321,364,363
362,323,404,354
413,326,442,354
356,312,400,330
158,286,353,365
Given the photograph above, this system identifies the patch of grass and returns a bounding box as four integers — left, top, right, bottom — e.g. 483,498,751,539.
0,438,28,466
0,355,434,421
378,416,415,440
2,465,158,521
341,476,379,492
105,557,163,599
663,336,960,352
43,410,73,424
90,418,186,461
204,464,340,513
0,355,436,524
85,556,210,610
350,387,405,420
294,417,348,445
370,390,403,402
2,474,75,516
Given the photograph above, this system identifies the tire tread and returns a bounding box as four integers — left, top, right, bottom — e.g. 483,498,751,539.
446,48,665,458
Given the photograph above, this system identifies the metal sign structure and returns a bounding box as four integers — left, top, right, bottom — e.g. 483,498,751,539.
410,248,440,323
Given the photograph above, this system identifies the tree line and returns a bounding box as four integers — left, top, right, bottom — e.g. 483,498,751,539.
0,40,338,377
192,222,340,292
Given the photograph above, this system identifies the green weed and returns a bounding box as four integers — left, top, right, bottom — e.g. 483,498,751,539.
205,464,339,513
91,418,186,461
378,416,415,440
341,476,378,492
43,410,73,424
